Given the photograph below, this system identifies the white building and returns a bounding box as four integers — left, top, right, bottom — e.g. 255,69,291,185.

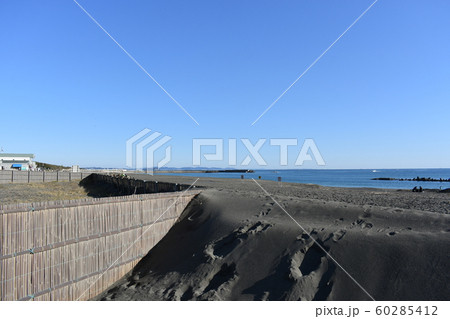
0,153,36,171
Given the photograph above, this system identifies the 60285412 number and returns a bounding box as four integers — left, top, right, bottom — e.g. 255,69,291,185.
375,306,438,316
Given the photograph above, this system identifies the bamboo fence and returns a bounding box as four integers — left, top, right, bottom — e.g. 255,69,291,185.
0,190,199,301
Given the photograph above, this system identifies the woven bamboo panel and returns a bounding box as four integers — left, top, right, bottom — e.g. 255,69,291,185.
0,190,199,301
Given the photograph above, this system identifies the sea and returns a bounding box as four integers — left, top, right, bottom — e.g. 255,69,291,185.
160,168,450,190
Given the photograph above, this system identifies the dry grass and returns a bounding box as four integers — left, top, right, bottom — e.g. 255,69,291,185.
0,181,90,205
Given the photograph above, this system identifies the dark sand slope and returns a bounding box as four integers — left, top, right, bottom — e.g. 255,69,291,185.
95,178,450,301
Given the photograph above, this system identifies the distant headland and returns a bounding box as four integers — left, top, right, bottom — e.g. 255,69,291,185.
372,176,450,182
154,169,254,174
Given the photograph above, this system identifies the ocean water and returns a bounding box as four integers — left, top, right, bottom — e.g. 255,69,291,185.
160,168,450,190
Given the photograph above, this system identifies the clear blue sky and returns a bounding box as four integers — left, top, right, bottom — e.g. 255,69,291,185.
1,0,449,169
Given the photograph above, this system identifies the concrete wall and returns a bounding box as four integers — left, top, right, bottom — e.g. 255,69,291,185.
82,173,195,195
0,171,90,184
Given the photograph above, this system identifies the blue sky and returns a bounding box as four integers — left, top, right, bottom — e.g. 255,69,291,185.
1,0,449,169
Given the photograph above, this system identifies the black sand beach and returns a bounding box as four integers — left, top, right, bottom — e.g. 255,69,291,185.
95,176,450,301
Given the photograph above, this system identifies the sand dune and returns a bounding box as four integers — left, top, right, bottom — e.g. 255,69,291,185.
95,177,450,301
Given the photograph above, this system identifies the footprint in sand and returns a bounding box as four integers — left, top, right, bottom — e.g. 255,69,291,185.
256,208,272,217
296,233,310,243
204,221,272,259
288,241,335,300
331,229,346,242
351,219,373,229
198,262,238,300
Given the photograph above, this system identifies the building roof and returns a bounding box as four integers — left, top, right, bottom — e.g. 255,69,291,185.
1,160,31,163
0,153,35,158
